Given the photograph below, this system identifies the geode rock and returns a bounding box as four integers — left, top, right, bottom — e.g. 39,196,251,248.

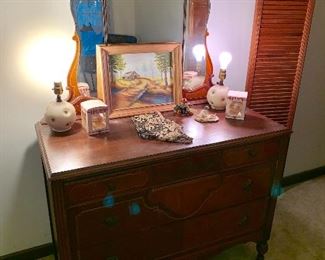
132,112,193,144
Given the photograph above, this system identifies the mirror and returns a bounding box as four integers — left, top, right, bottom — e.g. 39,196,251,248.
67,0,212,111
182,0,213,101
109,0,184,43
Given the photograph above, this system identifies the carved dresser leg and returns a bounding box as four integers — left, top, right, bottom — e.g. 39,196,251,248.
256,240,268,260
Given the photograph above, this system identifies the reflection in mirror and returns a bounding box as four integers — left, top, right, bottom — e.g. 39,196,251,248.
182,0,213,101
69,0,185,106
70,0,104,96
110,0,184,43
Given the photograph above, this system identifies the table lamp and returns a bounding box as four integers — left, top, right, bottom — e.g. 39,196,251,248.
207,51,232,110
44,82,76,132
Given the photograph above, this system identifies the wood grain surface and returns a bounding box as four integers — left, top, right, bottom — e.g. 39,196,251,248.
36,107,288,180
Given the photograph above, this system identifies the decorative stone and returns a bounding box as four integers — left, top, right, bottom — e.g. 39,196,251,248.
195,106,219,123
132,112,193,144
81,99,109,135
174,98,193,117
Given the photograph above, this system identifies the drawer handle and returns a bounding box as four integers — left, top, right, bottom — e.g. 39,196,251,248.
104,216,119,228
243,179,253,192
107,183,116,192
247,148,257,157
129,202,141,216
239,216,248,226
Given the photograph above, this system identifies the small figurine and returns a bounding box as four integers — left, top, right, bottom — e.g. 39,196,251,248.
174,98,193,116
195,106,219,123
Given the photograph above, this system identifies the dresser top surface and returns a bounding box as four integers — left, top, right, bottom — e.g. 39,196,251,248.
36,107,289,179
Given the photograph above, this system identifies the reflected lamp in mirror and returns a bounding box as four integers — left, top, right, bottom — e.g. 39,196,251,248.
182,0,213,102
183,44,206,92
207,52,232,110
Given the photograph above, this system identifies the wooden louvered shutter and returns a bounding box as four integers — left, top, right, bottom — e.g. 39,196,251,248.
246,0,315,129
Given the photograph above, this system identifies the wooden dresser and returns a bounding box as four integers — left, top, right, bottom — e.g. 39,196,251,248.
36,108,290,260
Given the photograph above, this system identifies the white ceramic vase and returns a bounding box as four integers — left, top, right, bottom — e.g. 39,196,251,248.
44,101,76,132
207,84,229,110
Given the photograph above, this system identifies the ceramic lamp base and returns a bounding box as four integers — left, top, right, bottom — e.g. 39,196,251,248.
207,84,229,110
45,101,76,132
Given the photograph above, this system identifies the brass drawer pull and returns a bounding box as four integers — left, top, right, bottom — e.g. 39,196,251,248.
239,216,248,226
243,179,253,192
104,215,119,228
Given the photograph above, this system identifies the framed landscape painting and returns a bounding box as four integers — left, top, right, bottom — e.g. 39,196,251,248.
97,43,182,118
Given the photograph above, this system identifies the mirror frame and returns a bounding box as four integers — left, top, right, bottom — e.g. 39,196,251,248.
182,0,214,102
66,0,314,124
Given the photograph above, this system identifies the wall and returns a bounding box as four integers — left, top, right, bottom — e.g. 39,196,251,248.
0,0,324,256
110,0,136,36
110,0,183,43
284,0,325,175
0,0,74,256
134,0,183,43
207,0,255,88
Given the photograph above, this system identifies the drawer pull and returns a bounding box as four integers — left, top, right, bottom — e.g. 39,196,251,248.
104,216,119,227
243,179,253,192
239,216,248,226
103,195,115,208
129,202,141,216
247,148,257,157
107,183,116,192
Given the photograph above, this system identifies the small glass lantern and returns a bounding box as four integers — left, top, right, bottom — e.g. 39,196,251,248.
81,100,109,135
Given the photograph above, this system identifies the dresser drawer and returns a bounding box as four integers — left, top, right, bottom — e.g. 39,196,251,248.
64,169,149,206
201,163,273,213
147,163,273,217
222,139,280,169
73,175,222,249
149,151,220,185
77,198,268,260
73,164,271,250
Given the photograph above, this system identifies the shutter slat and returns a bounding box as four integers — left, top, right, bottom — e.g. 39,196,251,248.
246,0,314,128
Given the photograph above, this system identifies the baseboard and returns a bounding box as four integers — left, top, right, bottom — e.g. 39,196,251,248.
282,165,325,187
0,243,54,260
1,166,323,259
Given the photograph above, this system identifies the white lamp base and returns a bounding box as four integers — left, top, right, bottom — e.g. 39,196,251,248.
44,101,76,132
207,85,229,110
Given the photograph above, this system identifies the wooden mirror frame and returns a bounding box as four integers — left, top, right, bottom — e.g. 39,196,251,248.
66,0,315,126
182,0,214,102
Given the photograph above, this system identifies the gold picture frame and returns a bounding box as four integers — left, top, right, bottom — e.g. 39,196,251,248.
96,43,182,119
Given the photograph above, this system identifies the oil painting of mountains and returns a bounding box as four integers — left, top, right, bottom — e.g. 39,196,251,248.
109,52,174,110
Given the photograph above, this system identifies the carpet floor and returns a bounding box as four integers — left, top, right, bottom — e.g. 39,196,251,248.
40,175,325,260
